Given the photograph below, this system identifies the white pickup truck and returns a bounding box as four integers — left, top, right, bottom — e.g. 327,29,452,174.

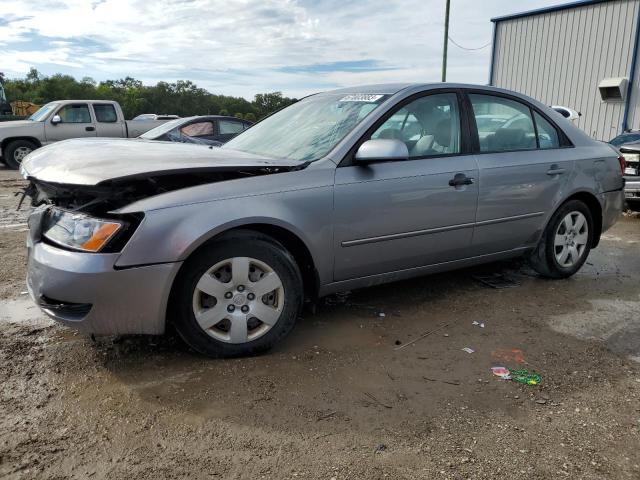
0,100,173,169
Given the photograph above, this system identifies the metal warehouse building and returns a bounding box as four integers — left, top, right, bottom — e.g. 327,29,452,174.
489,0,640,141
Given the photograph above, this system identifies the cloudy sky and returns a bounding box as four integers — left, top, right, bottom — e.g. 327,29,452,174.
0,0,561,98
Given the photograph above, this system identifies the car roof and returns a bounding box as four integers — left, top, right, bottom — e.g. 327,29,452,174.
318,82,533,97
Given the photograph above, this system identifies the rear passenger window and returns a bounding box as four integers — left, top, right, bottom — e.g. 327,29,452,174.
469,94,536,152
534,112,560,149
219,120,245,135
94,104,117,123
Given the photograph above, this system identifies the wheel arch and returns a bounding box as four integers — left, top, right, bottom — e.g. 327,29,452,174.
170,221,320,308
556,191,603,248
1,136,42,152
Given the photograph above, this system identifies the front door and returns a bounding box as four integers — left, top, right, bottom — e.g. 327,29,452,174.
333,92,479,281
45,103,97,142
466,92,573,255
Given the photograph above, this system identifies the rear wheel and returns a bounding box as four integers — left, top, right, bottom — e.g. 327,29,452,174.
529,200,593,278
170,231,303,357
4,140,37,170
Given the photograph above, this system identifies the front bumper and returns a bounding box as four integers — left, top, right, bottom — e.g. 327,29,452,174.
27,240,182,335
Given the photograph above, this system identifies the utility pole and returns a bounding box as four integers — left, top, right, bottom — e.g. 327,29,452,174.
442,0,451,82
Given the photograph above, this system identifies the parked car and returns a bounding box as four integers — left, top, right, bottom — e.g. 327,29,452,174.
0,100,173,169
21,83,624,358
610,130,640,147
139,115,252,146
551,105,581,121
132,114,180,121
619,142,640,210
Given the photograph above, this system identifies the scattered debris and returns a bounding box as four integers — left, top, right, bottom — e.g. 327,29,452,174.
536,399,547,405
473,273,521,289
509,368,542,385
472,321,485,328
443,333,449,337
377,312,386,318
316,411,337,421
491,366,511,379
492,348,527,365
393,323,449,350
424,376,461,386
374,444,387,454
461,347,475,354
363,392,392,409
394,340,402,346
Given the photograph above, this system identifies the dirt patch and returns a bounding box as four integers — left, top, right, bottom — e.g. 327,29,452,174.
1,165,639,479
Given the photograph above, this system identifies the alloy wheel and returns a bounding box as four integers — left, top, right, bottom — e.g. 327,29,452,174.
554,211,588,268
191,257,284,343
13,146,32,163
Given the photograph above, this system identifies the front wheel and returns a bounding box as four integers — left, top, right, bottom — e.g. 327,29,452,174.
170,231,303,357
4,139,37,170
529,200,593,279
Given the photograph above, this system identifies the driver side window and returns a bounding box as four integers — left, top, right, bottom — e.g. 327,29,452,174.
370,93,461,158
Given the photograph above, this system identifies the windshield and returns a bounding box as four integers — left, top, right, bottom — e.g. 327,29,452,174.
139,117,185,139
29,103,59,122
222,93,389,162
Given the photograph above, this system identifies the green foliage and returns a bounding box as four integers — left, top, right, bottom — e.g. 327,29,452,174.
3,69,297,120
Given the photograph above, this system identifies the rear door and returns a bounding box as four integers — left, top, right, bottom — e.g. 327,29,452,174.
333,91,479,281
92,103,126,137
45,103,97,142
466,91,574,255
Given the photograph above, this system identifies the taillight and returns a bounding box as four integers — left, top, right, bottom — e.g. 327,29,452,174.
618,155,626,175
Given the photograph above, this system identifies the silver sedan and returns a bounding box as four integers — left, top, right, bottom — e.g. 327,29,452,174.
22,83,625,357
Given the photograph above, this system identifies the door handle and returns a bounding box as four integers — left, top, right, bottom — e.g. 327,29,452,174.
85,126,95,132
448,173,474,187
546,167,565,175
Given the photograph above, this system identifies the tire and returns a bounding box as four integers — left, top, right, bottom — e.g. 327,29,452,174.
4,140,37,170
529,199,593,279
169,230,303,358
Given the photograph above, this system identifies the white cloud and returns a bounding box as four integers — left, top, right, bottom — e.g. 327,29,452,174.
0,0,560,98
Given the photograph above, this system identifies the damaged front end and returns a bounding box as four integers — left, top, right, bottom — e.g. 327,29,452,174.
22,165,304,254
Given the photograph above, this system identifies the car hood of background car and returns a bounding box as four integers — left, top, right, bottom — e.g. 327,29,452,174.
21,138,301,186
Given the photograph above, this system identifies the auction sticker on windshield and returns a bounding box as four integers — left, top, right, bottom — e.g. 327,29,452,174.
339,94,384,102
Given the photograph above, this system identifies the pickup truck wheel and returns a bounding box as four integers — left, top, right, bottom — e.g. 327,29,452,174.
529,200,593,279
4,140,37,170
170,231,303,358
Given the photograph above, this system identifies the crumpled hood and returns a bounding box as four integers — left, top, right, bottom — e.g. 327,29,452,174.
21,137,300,186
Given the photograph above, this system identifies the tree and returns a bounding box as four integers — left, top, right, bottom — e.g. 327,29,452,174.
2,71,297,120
252,92,296,119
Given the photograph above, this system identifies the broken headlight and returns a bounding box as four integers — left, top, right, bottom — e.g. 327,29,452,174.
42,208,125,253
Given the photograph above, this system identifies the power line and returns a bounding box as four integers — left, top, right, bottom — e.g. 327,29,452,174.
448,35,492,51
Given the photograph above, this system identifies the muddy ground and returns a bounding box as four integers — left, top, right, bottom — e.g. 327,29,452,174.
0,166,639,479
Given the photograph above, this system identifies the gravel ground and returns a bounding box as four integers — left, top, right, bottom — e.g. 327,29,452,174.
0,166,639,479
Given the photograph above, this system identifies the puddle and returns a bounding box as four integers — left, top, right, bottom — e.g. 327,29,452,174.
550,296,640,362
0,296,53,327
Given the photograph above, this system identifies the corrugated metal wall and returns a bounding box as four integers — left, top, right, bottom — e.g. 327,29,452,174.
491,0,640,141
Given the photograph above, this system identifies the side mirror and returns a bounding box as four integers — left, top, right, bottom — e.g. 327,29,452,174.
354,139,408,163
51,114,61,125
551,105,581,121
